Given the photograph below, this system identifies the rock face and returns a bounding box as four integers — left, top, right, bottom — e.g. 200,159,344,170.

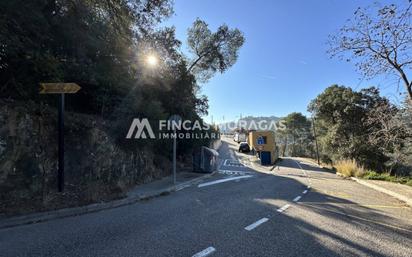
0,100,170,215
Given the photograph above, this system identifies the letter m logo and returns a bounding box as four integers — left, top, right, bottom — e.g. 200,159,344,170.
126,118,155,139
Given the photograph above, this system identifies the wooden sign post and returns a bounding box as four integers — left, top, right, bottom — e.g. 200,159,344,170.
40,83,81,192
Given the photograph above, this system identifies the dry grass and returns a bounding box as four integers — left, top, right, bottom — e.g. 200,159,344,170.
334,160,412,186
334,159,364,177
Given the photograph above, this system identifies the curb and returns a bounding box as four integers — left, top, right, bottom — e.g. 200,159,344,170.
350,177,412,208
0,171,216,230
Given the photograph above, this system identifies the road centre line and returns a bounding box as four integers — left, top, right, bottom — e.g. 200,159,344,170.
293,196,302,202
244,218,269,231
192,247,216,257
303,190,308,194
277,204,291,213
292,159,312,188
198,175,253,188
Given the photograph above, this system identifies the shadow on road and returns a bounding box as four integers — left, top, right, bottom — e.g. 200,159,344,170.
1,141,411,257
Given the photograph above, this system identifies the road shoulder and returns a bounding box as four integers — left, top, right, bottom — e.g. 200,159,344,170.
0,171,216,229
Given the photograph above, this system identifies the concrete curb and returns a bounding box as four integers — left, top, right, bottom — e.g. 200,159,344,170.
350,177,412,208
0,171,216,230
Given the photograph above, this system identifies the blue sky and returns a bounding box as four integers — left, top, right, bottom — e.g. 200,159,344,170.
164,0,407,123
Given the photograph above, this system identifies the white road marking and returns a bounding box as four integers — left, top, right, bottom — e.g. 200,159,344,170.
223,159,244,167
303,190,308,194
277,204,291,213
293,196,302,202
192,247,216,257
175,185,191,191
244,217,269,231
198,175,253,188
292,159,312,188
218,169,251,176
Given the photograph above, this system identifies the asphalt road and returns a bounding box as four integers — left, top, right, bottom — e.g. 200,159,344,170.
1,137,411,257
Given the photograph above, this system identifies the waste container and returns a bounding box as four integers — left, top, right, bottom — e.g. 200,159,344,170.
193,146,219,173
260,151,271,165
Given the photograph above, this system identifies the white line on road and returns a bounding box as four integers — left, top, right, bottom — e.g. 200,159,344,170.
277,204,291,213
244,218,269,231
198,175,252,188
293,196,302,202
175,184,191,191
303,190,308,194
192,247,216,257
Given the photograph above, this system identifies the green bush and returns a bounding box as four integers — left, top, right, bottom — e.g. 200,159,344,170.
362,170,412,187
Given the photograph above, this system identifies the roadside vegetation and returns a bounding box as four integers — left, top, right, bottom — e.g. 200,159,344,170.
334,159,412,187
280,2,412,184
0,0,244,214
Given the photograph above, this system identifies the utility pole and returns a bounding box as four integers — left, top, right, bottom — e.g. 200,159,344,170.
312,117,320,166
173,128,176,185
169,115,181,186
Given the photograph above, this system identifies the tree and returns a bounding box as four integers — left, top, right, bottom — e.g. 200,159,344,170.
187,18,245,82
283,112,312,157
328,2,412,102
366,98,412,174
0,0,174,111
308,85,389,169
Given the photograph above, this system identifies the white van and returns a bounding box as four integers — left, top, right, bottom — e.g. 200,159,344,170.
233,132,246,143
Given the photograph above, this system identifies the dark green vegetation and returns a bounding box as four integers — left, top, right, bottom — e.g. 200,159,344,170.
280,85,411,179
0,0,244,214
362,171,412,187
280,2,412,179
309,85,412,176
0,0,244,140
277,112,312,158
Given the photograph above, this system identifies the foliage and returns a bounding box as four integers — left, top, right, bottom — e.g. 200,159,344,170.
308,84,411,176
308,85,391,170
279,112,312,157
187,18,245,82
328,2,412,101
0,0,244,159
361,171,412,187
366,99,412,175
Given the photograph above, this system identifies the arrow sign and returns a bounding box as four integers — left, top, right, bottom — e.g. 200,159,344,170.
40,83,81,94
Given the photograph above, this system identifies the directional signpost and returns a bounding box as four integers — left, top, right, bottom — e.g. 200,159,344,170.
40,83,81,94
40,83,81,192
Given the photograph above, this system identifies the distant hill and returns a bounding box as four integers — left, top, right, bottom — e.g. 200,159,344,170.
218,116,281,133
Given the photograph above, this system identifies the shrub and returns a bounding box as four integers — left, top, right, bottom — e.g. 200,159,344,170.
362,170,412,186
320,154,333,165
334,159,364,177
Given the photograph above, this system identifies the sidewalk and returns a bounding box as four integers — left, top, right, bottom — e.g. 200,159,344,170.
0,171,215,229
351,177,412,207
